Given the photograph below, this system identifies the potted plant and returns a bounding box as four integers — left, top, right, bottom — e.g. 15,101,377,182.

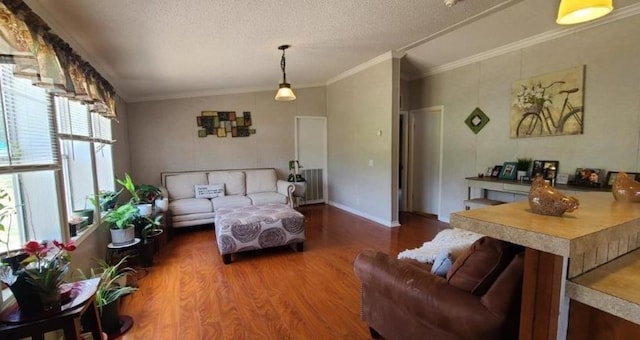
516,158,533,180
102,202,139,246
287,160,306,198
79,257,137,335
117,173,152,216
134,214,164,267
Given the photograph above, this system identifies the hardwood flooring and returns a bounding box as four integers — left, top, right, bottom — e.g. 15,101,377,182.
119,204,449,339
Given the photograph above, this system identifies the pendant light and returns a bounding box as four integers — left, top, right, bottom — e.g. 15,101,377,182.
275,45,296,101
557,0,613,25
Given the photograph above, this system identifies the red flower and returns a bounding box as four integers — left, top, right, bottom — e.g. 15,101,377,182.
24,240,46,255
53,240,77,252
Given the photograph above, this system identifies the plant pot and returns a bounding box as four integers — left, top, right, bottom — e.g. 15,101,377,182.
140,239,155,267
100,298,121,334
73,209,94,225
136,203,153,217
110,226,135,246
155,198,169,212
291,181,307,198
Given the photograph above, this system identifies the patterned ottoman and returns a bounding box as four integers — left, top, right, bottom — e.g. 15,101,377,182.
214,204,305,264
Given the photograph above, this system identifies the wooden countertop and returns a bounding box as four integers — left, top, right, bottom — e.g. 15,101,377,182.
450,192,640,257
567,248,640,324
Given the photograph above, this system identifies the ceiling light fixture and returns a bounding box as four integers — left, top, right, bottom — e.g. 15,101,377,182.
275,44,296,101
556,0,613,25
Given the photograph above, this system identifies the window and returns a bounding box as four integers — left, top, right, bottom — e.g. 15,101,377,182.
0,64,115,252
0,64,61,251
56,98,115,218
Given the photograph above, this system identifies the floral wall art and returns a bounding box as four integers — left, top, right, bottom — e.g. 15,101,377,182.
510,66,585,138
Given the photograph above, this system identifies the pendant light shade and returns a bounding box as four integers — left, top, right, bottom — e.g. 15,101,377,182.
557,0,613,25
275,45,296,101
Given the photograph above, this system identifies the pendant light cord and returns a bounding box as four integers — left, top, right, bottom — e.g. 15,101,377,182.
280,49,287,83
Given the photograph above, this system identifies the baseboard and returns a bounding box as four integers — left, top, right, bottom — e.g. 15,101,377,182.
328,201,400,228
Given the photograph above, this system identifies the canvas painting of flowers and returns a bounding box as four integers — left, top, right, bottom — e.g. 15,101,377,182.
510,66,585,138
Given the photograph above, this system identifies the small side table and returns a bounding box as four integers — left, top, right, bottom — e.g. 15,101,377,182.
0,278,103,340
106,238,141,266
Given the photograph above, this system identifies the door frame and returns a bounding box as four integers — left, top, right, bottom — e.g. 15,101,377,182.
399,111,409,212
407,106,444,218
294,116,328,203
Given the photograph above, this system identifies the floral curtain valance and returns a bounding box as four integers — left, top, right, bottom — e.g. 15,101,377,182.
0,0,116,118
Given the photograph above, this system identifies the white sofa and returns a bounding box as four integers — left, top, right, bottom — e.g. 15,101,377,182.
160,168,294,228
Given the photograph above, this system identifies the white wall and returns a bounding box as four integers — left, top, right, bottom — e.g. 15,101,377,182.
326,57,400,226
409,15,640,222
125,87,326,186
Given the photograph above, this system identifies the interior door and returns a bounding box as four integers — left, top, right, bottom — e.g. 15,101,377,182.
409,107,443,216
295,116,327,204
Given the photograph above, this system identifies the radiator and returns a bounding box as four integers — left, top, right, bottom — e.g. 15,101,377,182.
301,168,324,205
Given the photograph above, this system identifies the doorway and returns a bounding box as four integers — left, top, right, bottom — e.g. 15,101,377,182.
407,106,443,217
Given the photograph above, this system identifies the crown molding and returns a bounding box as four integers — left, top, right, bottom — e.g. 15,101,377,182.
326,50,406,85
408,3,640,81
128,83,325,103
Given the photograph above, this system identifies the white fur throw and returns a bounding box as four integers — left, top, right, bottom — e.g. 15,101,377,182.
397,228,484,264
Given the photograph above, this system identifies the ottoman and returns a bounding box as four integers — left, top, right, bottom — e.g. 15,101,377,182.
214,204,305,264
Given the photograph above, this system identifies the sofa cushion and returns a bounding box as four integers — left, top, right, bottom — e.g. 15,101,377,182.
195,184,225,199
245,169,277,194
165,173,207,200
247,192,287,206
169,198,213,216
212,195,252,210
208,171,246,196
446,236,517,296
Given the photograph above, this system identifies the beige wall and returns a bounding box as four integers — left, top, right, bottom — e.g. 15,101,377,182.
327,57,400,226
409,15,640,222
125,87,326,186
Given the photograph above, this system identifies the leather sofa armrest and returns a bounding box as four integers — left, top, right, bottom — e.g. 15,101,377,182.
354,249,504,339
276,180,295,207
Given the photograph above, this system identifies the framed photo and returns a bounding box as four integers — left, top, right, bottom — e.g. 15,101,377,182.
491,165,503,178
499,162,518,180
532,160,560,180
605,172,640,188
573,168,603,187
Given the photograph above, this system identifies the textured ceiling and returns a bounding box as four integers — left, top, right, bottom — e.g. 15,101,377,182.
23,0,636,102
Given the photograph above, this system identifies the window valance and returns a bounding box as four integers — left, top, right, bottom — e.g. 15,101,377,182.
0,0,116,118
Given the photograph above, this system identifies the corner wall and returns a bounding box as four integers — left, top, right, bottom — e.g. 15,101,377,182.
409,15,640,222
327,57,400,226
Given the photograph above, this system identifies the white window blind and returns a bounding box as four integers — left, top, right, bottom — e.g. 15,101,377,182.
91,112,112,142
0,64,57,169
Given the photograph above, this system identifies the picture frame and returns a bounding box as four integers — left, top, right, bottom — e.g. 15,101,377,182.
531,160,560,180
572,168,603,187
491,165,503,178
605,171,640,188
499,162,518,180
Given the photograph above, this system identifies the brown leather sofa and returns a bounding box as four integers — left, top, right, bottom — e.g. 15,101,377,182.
353,236,524,340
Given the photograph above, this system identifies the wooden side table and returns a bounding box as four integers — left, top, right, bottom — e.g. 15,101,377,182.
0,278,103,340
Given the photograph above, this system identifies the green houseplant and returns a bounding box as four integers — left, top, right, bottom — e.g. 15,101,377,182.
134,214,164,267
116,173,153,216
102,202,139,245
79,257,137,334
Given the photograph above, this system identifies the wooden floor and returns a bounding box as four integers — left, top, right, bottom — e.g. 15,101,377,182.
119,204,449,339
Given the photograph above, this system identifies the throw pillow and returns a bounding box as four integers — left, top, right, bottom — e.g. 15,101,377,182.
446,236,519,296
194,184,225,199
430,250,453,277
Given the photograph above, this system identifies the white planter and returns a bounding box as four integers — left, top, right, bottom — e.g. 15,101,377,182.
155,198,169,212
291,182,306,198
136,203,153,217
110,226,135,246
